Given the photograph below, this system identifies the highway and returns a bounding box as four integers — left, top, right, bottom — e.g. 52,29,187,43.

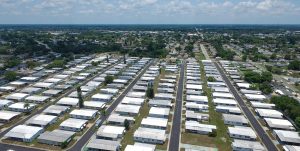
69,59,154,151
214,61,278,151
168,61,185,151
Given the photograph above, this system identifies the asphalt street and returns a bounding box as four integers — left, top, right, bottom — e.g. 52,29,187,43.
214,61,278,151
168,61,185,151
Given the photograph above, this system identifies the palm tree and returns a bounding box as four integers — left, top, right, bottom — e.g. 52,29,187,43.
101,108,107,116
23,102,30,113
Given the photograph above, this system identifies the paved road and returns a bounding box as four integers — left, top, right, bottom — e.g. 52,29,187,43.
0,143,43,151
214,62,278,151
0,59,121,150
168,61,185,151
69,60,154,151
200,44,210,59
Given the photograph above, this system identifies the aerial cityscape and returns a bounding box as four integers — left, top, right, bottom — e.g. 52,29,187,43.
0,0,300,151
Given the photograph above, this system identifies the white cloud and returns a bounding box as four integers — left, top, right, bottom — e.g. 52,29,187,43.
256,0,273,10
0,0,300,23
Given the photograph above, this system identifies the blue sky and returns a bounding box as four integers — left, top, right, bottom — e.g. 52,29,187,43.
0,0,300,24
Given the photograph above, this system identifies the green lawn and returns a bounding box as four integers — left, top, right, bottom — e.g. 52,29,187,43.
181,133,218,148
121,67,165,150
120,101,150,150
295,84,300,92
186,53,232,151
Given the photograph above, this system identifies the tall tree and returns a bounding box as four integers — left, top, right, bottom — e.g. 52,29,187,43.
104,76,114,86
77,86,84,108
23,101,30,114
146,83,154,99
123,54,126,64
124,119,130,130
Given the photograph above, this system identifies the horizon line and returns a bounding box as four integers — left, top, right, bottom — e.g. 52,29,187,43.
1,23,300,26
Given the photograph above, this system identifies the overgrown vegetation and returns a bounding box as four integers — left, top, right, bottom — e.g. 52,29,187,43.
211,41,236,60
4,71,18,81
104,75,114,86
270,96,300,129
46,59,66,69
244,71,273,94
288,60,300,71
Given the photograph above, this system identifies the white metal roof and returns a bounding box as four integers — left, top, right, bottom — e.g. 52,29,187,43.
44,78,62,83
236,83,251,89
141,117,168,128
92,93,113,100
125,144,155,151
97,125,125,136
5,125,43,140
228,126,257,139
212,92,234,99
185,121,216,132
70,109,98,117
186,95,208,103
84,101,105,109
0,99,13,106
232,139,265,150
149,107,170,116
121,97,144,105
60,118,87,129
250,102,275,109
25,95,50,102
186,84,202,90
134,127,166,141
245,94,266,101
8,102,35,110
43,105,69,115
115,104,141,114
33,82,54,88
6,93,29,100
56,97,79,106
213,98,237,105
264,118,295,130
274,130,300,144
127,91,145,98
0,110,21,120
256,109,283,118
26,114,57,126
